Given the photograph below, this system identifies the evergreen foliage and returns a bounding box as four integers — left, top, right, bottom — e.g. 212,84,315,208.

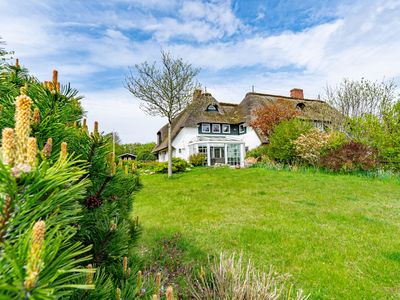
0,58,145,298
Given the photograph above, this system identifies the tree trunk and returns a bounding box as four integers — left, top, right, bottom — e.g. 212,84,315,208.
167,122,172,178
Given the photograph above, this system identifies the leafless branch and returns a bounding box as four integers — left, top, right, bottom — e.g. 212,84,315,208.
323,78,397,118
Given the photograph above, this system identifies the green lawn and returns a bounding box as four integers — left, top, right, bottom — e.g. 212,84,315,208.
134,167,400,299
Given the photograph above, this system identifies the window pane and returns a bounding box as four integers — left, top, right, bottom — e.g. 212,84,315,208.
222,124,230,133
198,146,207,154
227,144,241,166
239,124,246,133
198,145,208,165
202,124,210,133
212,124,221,133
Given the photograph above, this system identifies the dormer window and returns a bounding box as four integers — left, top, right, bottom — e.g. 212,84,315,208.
296,103,306,111
206,104,218,112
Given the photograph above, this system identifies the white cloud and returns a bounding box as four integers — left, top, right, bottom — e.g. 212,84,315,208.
179,0,242,36
82,88,165,143
140,0,243,42
167,21,342,70
143,18,224,42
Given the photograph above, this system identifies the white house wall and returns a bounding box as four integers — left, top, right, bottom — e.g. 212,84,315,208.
241,127,262,150
158,126,262,163
158,127,198,162
172,127,198,160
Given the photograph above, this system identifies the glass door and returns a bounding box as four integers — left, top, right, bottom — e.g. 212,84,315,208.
210,146,225,165
227,144,241,166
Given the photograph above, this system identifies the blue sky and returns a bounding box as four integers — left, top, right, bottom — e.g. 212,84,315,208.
1,0,400,143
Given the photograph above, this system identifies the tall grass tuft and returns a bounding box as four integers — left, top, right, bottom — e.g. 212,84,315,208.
191,253,309,300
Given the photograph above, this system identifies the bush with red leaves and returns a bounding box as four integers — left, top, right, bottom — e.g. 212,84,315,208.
250,102,299,136
319,141,379,172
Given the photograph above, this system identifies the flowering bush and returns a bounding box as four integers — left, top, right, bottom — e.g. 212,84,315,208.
293,128,330,166
319,141,379,172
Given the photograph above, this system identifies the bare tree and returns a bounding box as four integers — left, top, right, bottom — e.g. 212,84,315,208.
323,78,397,118
0,37,13,64
125,50,200,177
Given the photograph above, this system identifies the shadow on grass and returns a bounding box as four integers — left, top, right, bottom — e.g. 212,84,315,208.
384,251,400,262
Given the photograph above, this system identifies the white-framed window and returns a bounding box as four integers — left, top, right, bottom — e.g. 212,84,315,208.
227,144,241,166
222,124,230,133
239,124,246,133
202,123,210,133
198,145,207,154
212,124,221,133
197,145,208,165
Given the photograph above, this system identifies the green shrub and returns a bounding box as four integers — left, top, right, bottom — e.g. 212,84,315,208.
245,145,269,159
138,157,188,173
318,130,347,156
347,102,400,170
189,153,206,166
267,119,312,164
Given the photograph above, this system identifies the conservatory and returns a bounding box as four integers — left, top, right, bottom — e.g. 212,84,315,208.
188,136,246,167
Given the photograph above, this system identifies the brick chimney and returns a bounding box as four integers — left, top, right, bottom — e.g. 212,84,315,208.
193,89,202,101
290,88,304,99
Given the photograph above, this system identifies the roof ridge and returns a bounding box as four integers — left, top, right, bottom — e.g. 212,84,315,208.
219,102,239,106
244,92,325,103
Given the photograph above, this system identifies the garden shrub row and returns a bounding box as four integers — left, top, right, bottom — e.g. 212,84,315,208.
247,105,400,173
135,157,189,174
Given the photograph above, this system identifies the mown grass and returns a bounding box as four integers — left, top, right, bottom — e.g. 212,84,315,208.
134,167,400,299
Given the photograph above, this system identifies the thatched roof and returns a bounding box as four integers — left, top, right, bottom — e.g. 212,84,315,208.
153,93,243,152
153,91,342,152
239,92,341,123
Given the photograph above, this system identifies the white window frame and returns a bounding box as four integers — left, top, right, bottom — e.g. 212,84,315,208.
212,124,221,133
202,123,211,133
239,124,246,133
222,124,231,134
